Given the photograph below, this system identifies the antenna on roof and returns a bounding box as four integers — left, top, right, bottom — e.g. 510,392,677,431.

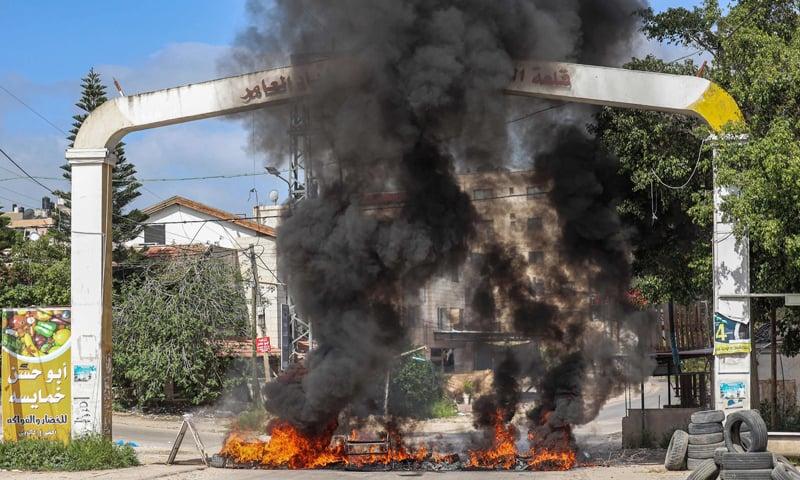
113,78,126,97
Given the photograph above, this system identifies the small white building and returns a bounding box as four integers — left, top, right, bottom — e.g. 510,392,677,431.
128,196,284,375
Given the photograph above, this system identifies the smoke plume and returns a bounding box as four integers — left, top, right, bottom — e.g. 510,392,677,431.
230,0,651,439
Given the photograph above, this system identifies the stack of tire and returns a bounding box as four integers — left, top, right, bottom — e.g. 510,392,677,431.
664,409,800,480
686,410,726,470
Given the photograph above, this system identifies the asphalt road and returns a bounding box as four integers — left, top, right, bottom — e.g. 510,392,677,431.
0,464,686,480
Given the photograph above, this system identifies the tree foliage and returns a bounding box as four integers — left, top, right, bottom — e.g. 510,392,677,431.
0,234,70,307
112,252,250,409
600,0,800,352
56,68,147,247
591,56,713,305
387,356,442,419
0,215,19,251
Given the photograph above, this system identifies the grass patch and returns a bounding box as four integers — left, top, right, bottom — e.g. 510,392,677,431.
430,397,459,418
0,435,138,471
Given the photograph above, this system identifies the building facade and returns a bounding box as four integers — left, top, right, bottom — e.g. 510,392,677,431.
128,196,283,375
256,169,590,374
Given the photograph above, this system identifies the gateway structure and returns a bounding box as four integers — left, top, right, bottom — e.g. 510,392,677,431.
67,58,744,437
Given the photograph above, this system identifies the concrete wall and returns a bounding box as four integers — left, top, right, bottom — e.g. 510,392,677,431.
756,350,800,406
622,408,700,448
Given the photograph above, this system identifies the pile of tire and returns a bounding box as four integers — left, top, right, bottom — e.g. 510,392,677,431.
686,410,726,470
664,409,800,480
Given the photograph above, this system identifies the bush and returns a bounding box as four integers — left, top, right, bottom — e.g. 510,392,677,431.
430,397,459,418
0,435,138,471
112,254,250,410
388,356,442,419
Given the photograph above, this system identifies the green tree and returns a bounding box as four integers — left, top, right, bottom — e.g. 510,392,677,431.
387,356,442,419
591,56,713,305
56,68,147,247
0,214,18,251
638,0,800,355
112,252,249,409
0,234,70,307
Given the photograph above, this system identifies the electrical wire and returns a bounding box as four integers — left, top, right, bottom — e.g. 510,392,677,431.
651,137,708,190
0,84,68,135
0,146,56,194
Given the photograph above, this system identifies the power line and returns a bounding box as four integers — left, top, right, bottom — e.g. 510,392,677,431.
507,103,567,124
0,84,68,135
0,146,55,194
651,137,708,190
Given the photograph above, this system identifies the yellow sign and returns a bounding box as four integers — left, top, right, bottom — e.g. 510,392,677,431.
2,308,71,442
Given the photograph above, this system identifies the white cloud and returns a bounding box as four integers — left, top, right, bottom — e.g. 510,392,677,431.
97,42,231,94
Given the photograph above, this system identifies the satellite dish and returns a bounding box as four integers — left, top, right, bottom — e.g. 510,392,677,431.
28,232,40,241
268,190,280,204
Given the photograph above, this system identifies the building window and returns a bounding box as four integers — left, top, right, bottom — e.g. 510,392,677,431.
143,224,166,244
527,185,546,197
477,218,494,235
473,188,494,200
437,307,464,331
528,250,544,264
531,277,545,294
450,268,460,283
527,217,543,232
431,348,455,373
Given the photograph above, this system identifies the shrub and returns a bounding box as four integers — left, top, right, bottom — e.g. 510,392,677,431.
388,356,442,418
0,435,138,471
431,397,459,418
235,408,268,431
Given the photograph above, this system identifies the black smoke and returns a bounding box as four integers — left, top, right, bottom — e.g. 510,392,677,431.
229,0,651,439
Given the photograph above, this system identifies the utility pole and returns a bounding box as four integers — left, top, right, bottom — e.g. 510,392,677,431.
771,307,778,428
248,244,262,407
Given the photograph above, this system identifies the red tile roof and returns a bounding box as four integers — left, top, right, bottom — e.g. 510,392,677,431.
143,196,276,237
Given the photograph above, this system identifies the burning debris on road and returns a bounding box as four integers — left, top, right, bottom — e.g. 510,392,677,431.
216,0,655,472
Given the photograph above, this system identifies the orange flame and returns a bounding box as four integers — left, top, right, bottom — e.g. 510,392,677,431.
220,421,431,469
466,410,577,471
467,411,519,469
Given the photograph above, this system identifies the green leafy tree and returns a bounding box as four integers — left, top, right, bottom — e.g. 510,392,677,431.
591,56,713,305
112,253,249,409
0,214,18,251
387,356,442,419
638,0,800,356
0,234,70,307
56,68,147,247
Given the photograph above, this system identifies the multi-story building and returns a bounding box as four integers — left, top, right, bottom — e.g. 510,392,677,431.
255,169,588,374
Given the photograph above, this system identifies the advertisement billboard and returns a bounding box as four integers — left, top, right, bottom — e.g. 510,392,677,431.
1,307,71,442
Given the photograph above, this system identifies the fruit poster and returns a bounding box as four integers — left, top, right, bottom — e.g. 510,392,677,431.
2,307,71,442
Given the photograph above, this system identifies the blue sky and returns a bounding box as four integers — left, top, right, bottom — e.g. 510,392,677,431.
0,0,702,214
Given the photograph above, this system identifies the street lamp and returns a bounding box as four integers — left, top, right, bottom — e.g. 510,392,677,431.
265,166,292,188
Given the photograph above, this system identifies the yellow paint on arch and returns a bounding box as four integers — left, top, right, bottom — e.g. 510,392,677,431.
688,82,745,132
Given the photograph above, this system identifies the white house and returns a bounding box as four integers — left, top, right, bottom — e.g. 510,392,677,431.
128,196,283,376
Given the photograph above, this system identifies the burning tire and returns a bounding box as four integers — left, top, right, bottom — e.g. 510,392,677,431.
719,452,774,470
725,411,768,453
688,459,720,480
691,422,725,435
665,429,689,471
692,433,726,445
718,470,773,479
693,410,725,424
